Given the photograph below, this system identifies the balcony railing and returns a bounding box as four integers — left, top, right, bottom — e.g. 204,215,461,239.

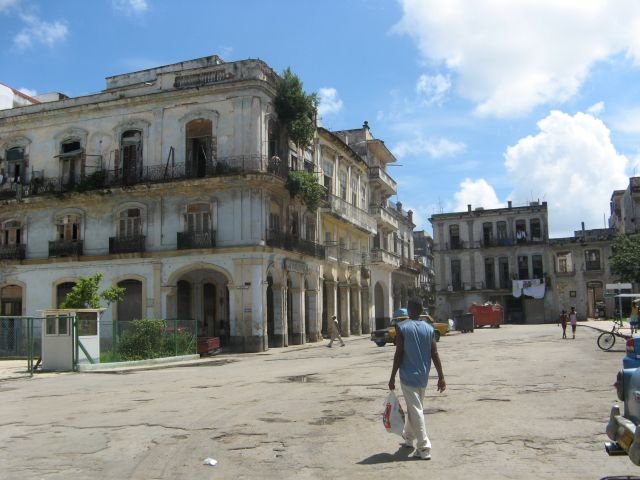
0,244,25,260
109,235,145,254
369,204,399,230
266,231,325,259
5,155,298,200
177,230,216,250
49,240,83,257
400,257,421,272
369,248,401,268
323,194,377,234
369,166,397,195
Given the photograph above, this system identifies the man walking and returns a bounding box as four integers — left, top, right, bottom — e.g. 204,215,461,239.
389,298,446,460
328,315,345,347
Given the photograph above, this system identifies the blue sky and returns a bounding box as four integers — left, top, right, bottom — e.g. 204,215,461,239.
2,0,640,237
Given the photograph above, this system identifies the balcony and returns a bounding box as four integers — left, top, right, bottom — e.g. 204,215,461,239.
177,230,216,250
49,240,83,258
324,243,365,265
434,240,481,251
266,231,325,259
400,257,421,273
109,235,145,254
321,194,377,234
0,244,25,260
369,166,397,196
370,204,398,231
10,155,292,200
369,248,401,269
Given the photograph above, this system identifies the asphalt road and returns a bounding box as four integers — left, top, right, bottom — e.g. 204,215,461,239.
0,321,637,480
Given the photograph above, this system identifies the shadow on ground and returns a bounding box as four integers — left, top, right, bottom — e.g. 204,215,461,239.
358,446,416,464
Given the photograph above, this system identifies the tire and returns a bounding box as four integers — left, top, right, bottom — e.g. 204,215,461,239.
598,332,616,351
434,331,441,342
375,340,386,347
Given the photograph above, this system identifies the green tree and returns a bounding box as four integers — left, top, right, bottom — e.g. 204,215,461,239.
274,68,318,149
60,273,125,309
610,234,640,284
285,170,325,213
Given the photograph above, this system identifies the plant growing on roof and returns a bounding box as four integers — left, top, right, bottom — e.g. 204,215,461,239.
285,170,324,213
60,273,125,309
274,68,318,150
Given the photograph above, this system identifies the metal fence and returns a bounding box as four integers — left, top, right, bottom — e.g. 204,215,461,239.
0,316,42,376
100,319,198,363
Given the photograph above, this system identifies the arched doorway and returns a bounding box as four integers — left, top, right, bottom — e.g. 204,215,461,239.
0,285,22,355
56,282,76,308
117,279,142,322
304,279,310,342
321,280,328,337
587,281,604,318
121,130,142,185
185,119,212,178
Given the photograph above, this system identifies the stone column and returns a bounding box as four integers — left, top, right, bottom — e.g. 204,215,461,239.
350,285,362,335
338,282,350,336
270,283,286,348
290,286,304,345
325,280,337,327
306,288,320,342
361,287,371,334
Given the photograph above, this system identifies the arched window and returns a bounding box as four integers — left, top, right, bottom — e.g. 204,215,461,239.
56,214,81,242
177,280,192,320
5,147,24,183
118,208,142,238
56,282,76,308
1,220,22,245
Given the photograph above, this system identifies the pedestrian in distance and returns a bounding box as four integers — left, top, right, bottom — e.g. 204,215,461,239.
559,310,568,339
388,297,446,460
630,299,639,334
569,306,577,339
328,315,345,347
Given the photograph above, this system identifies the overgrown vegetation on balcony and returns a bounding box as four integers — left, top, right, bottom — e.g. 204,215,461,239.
274,68,318,150
285,170,324,213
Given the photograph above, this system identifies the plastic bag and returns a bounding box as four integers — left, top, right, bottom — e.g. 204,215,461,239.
382,390,405,436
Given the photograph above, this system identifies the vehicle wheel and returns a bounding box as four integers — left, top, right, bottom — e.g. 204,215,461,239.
597,332,616,351
375,340,386,347
434,331,441,342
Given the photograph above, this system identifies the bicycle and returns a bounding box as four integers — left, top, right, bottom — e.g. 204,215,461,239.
597,317,633,351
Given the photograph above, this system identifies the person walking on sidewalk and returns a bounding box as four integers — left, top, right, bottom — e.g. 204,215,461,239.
569,306,578,339
388,297,446,460
328,315,345,347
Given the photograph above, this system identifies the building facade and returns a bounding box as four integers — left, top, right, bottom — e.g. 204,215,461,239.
0,56,415,352
609,177,640,234
413,230,436,313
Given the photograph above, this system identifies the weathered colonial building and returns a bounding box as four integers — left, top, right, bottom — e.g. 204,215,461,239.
430,201,550,323
609,177,640,234
413,230,436,313
0,55,414,352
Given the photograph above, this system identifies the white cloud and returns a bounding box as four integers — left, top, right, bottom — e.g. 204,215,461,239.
0,0,18,13
392,134,465,159
15,13,68,49
393,0,640,117
113,0,148,15
453,178,503,212
587,101,605,116
416,73,450,105
317,87,343,117
610,107,640,134
504,110,628,236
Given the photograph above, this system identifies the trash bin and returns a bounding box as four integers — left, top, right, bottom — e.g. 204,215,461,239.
456,313,474,333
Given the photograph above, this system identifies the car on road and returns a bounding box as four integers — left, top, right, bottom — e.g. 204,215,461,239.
370,314,448,347
606,367,640,464
623,337,640,369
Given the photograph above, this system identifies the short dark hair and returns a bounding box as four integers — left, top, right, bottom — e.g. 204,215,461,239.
407,297,423,311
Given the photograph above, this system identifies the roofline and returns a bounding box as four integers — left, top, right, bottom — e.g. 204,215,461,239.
0,82,40,104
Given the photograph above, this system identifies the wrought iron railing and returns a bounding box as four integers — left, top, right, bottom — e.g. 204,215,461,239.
11,155,294,200
109,235,145,254
266,231,325,259
49,240,83,257
177,230,216,250
0,244,25,260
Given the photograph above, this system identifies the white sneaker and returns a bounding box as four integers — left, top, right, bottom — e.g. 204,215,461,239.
413,448,431,460
400,435,413,448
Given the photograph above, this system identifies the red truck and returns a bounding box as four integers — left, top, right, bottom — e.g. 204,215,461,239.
469,303,504,328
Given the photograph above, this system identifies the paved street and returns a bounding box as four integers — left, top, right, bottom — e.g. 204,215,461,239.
0,321,637,480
